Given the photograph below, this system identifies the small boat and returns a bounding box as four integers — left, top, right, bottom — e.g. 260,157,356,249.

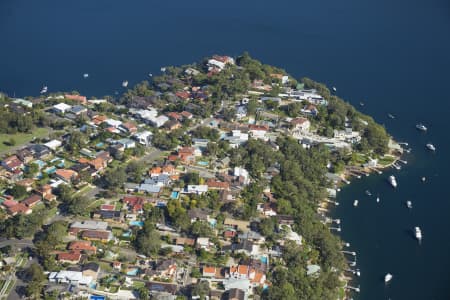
160,67,166,72
406,201,412,209
83,73,89,78
365,190,372,196
415,226,422,242
359,102,365,107
376,196,380,203
356,269,361,277
40,86,48,94
353,200,359,207
332,86,337,92
426,143,436,151
388,175,397,188
385,273,393,283
388,113,395,119
148,73,153,77
405,148,412,153
122,80,129,88
416,123,427,131
421,177,426,182
392,163,401,170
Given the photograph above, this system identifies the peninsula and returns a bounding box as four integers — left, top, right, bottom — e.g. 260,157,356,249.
0,53,396,300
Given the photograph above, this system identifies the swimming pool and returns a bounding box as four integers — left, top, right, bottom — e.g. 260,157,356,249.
126,268,139,276
122,230,132,237
44,166,57,174
260,256,268,264
130,220,144,227
34,160,47,168
170,191,179,199
197,161,209,166
209,218,217,228
96,142,104,148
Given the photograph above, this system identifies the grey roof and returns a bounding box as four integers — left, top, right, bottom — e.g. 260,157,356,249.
139,184,161,193
70,220,108,231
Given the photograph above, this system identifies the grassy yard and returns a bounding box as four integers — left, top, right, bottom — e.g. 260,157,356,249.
0,127,49,153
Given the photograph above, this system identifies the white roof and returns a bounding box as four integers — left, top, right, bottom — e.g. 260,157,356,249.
53,103,72,111
187,185,208,193
105,119,122,127
70,220,108,231
44,140,62,150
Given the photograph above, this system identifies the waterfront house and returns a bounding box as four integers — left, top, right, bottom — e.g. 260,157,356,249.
64,94,87,105
53,103,72,114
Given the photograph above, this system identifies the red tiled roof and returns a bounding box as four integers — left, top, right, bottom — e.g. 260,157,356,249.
22,194,41,207
57,251,81,262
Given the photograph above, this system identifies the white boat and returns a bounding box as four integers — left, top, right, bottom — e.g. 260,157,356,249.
359,102,365,106
426,143,436,151
388,175,397,188
406,201,412,209
83,73,89,78
40,86,48,94
421,177,426,182
353,200,359,207
415,227,422,242
416,123,427,131
332,86,337,92
356,269,361,277
122,80,129,88
388,113,395,119
392,163,401,170
160,67,166,72
385,273,393,283
365,190,372,196
148,73,153,77
376,196,380,203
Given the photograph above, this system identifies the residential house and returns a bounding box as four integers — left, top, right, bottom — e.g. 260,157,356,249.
15,178,35,192
196,237,214,251
164,120,182,131
27,144,51,159
69,221,109,235
53,103,72,114
122,196,146,213
133,131,153,146
237,231,266,245
16,148,34,164
7,202,32,216
117,138,136,149
177,147,196,164
290,117,311,132
248,125,269,140
148,259,177,280
82,262,100,280
206,179,230,191
233,240,260,256
81,230,113,243
202,266,217,277
71,105,87,115
185,185,208,195
37,184,57,201
301,104,319,116
174,237,195,247
224,218,250,232
64,94,87,104
68,241,97,254
187,208,211,223
44,140,62,151
48,270,92,287
93,210,123,222
120,122,138,134
180,111,193,119
1,155,23,172
22,194,42,208
55,169,78,183
57,251,82,264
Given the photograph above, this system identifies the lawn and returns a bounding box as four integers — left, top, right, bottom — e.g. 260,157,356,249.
0,127,49,153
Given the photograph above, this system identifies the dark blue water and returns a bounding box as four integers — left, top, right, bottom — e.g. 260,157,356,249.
1,0,450,299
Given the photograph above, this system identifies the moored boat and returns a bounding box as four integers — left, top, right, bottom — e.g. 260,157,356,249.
415,226,422,242
426,143,436,151
416,123,427,131
385,273,393,283
122,80,129,88
388,175,397,188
